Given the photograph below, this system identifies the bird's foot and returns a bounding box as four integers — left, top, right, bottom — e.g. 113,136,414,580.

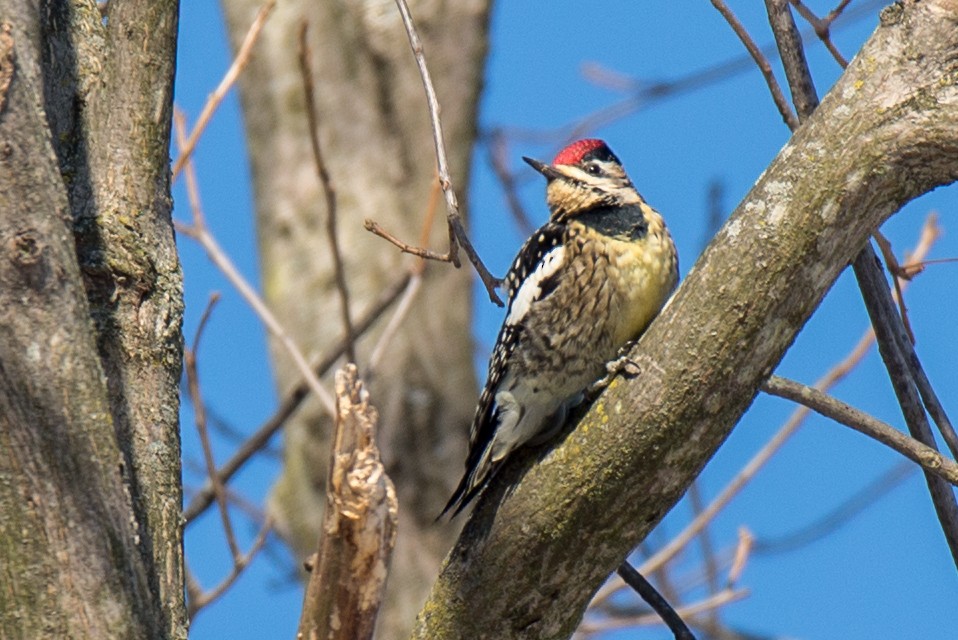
586,343,641,399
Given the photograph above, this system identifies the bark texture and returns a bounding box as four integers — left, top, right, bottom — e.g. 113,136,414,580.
0,1,185,638
412,2,958,637
219,1,490,637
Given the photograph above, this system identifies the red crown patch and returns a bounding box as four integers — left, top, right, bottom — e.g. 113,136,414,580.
552,139,607,165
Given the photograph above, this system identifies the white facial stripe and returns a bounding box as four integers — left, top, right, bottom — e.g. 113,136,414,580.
505,245,566,326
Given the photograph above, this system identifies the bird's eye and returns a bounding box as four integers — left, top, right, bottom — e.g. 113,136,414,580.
586,163,602,175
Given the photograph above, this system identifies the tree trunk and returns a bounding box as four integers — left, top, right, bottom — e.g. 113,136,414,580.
0,1,185,638
219,1,490,637
413,1,958,637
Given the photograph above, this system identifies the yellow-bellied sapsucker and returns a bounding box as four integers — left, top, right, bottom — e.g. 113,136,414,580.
442,139,679,517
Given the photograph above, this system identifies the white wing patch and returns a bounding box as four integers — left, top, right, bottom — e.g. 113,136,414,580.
505,245,566,327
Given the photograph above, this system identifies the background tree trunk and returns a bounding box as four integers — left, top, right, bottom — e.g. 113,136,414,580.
219,1,491,637
0,1,185,638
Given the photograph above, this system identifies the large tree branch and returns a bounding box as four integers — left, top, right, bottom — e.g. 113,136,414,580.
413,2,958,637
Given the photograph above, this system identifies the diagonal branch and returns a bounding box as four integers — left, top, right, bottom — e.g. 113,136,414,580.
762,375,958,487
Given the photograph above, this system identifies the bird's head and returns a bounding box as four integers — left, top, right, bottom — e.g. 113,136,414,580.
523,139,640,221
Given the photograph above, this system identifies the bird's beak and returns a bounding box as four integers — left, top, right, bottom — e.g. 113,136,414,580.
522,156,565,181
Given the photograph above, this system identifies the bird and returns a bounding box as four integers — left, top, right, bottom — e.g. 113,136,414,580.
441,138,679,517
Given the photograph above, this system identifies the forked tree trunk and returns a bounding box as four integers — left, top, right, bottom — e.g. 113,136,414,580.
0,1,185,638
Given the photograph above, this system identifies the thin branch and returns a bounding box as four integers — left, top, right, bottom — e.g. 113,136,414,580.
577,589,748,635
172,0,275,180
688,482,720,629
183,272,412,524
852,245,958,568
762,376,958,487
363,219,452,262
616,562,696,640
488,131,536,237
753,462,912,554
639,215,940,576
709,0,799,129
765,0,820,120
789,0,851,67
366,178,440,377
183,293,243,561
366,274,422,378
389,0,503,305
873,230,916,342
298,21,356,363
763,0,958,568
173,111,336,417
187,518,273,617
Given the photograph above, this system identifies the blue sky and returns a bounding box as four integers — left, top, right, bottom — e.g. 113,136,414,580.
175,2,958,638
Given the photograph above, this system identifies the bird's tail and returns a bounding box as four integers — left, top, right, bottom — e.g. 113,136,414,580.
438,445,498,519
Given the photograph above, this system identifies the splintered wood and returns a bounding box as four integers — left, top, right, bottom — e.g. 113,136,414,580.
296,365,399,640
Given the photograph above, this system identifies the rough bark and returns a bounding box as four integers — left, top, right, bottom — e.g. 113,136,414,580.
219,1,490,637
0,1,185,638
297,366,398,640
412,2,958,638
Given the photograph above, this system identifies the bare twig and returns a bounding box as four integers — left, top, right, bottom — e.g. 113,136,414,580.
639,215,939,575
710,0,799,129
852,245,958,568
488,131,536,237
765,0,819,121
296,366,398,640
726,528,753,587
183,293,243,560
366,178,440,377
687,482,720,628
183,272,413,524
298,21,356,363
753,462,912,554
873,230,916,342
616,562,696,640
364,219,452,262
172,0,275,179
789,0,851,67
387,0,503,306
187,518,273,617
578,589,748,635
173,110,336,417
763,376,958,487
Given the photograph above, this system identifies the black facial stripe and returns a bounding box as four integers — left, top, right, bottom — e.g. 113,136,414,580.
581,146,620,165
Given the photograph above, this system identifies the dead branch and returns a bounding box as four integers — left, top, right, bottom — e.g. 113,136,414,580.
296,365,398,640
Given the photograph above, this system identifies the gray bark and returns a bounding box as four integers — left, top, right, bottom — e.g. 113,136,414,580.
0,0,185,638
412,1,958,637
219,1,490,637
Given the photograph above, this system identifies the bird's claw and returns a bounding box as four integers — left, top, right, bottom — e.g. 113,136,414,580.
586,347,641,399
